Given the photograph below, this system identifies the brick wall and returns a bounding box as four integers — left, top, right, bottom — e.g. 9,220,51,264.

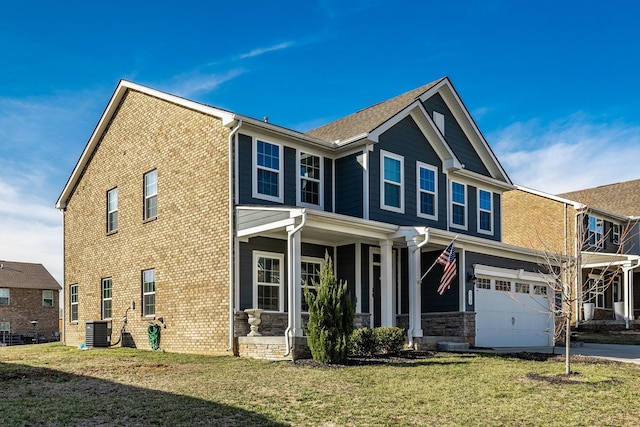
63,89,231,354
0,288,59,341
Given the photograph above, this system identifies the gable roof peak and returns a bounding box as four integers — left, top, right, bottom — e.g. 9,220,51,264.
305,77,448,143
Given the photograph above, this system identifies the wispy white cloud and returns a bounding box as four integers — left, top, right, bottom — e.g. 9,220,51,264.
165,68,246,98
489,114,640,194
235,41,295,60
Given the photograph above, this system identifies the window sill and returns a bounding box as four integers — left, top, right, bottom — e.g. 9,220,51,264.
106,230,118,236
143,216,158,224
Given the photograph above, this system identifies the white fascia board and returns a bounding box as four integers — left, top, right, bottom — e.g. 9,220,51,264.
237,218,296,238
367,101,424,143
473,264,554,284
419,78,512,185
410,103,461,168
451,169,515,192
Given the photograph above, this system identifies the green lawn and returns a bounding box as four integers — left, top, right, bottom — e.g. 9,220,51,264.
1,343,639,426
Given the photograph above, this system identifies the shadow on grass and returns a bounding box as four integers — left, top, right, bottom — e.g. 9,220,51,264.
526,372,622,385
0,362,286,426
293,351,472,368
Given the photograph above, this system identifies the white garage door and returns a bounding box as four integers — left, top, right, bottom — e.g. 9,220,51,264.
474,267,554,348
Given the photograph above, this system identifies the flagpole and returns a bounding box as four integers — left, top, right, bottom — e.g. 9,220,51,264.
418,235,459,284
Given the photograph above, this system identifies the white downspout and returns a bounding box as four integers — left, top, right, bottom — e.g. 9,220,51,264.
408,228,429,349
284,211,307,357
227,120,242,352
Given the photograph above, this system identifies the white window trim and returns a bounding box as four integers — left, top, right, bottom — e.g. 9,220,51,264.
296,150,324,209
253,251,285,312
587,215,604,249
477,188,494,235
42,290,54,307
101,278,112,320
416,161,438,221
449,180,467,230
301,256,324,312
142,269,156,317
380,150,404,213
612,223,620,245
433,111,445,135
107,187,118,233
252,138,284,203
143,169,158,220
70,284,78,322
0,288,9,306
0,321,9,333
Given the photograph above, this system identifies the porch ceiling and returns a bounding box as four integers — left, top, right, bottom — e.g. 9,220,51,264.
581,251,640,269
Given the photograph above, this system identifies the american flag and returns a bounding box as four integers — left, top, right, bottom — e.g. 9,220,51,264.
436,241,457,295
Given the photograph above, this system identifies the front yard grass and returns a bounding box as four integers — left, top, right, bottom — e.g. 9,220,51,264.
1,343,639,426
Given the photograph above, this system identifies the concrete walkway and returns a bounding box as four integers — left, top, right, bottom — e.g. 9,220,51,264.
474,344,640,364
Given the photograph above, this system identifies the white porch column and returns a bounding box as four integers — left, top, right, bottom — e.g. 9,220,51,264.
407,238,423,339
623,264,632,329
287,224,303,337
379,239,394,327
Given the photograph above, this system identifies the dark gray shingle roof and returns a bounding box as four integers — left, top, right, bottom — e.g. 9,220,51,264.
305,78,444,143
0,261,61,290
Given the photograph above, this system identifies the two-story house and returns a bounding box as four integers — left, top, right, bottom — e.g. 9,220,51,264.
56,77,557,358
503,185,640,329
0,261,60,345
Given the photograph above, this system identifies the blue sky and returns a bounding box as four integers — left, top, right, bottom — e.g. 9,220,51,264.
2,0,640,283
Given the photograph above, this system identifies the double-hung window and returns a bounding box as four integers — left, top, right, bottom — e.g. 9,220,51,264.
301,257,323,312
380,150,404,213
298,152,322,208
450,181,467,229
42,290,54,307
0,288,9,306
477,189,493,234
101,278,112,320
612,223,620,245
254,251,283,311
416,162,437,220
142,269,156,317
144,169,158,220
107,187,118,232
254,139,283,202
70,284,78,322
587,216,604,249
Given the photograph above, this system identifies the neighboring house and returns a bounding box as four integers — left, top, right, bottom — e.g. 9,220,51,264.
0,261,61,345
503,186,640,328
56,77,557,358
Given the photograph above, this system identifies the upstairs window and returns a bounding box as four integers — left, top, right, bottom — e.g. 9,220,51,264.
587,216,604,249
107,187,118,233
254,139,283,202
254,251,283,311
477,189,493,234
612,223,620,245
0,288,9,305
101,278,112,320
450,181,467,229
417,162,437,220
70,284,78,322
42,290,54,307
298,152,322,207
380,150,404,213
142,269,156,317
144,169,158,220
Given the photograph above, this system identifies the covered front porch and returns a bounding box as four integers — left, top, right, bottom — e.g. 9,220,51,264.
232,206,468,359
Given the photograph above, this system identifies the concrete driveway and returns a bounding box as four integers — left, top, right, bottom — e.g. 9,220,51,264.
475,344,640,364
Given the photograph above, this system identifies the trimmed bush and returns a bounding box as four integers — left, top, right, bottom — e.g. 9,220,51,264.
304,253,356,364
348,327,376,357
374,327,406,355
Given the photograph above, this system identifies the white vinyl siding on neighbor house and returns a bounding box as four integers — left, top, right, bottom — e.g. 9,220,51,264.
0,288,9,305
301,257,323,312
416,162,437,220
107,187,118,232
42,290,54,307
587,216,604,249
477,189,493,235
142,269,156,317
144,169,158,220
254,251,284,311
253,139,283,203
380,150,404,213
70,284,78,322
101,278,112,320
297,151,323,208
449,181,467,229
